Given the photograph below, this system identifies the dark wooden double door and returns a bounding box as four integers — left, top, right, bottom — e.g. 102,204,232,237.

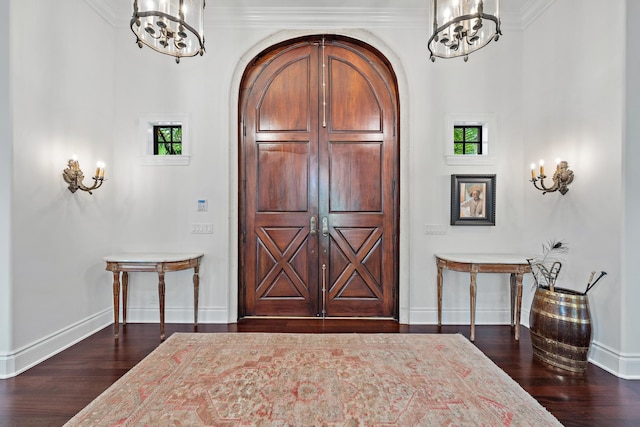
239,36,399,318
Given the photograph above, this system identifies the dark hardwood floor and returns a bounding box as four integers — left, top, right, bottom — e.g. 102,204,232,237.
1,320,639,426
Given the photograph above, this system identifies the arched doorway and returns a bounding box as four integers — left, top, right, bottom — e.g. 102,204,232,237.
238,35,399,318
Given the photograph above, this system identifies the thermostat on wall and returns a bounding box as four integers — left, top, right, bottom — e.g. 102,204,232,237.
197,199,208,212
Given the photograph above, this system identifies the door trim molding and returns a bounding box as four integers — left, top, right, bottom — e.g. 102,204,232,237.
228,29,411,323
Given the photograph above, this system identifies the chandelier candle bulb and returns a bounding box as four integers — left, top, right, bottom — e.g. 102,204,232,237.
530,164,536,179
539,159,545,176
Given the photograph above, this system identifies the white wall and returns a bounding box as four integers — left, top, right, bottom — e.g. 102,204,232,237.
622,0,640,374
521,0,638,377
110,30,239,323
409,29,526,325
2,0,116,377
0,0,13,362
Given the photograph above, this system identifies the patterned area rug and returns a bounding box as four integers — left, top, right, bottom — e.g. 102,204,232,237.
65,333,561,426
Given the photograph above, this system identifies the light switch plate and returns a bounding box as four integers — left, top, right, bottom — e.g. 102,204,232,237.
424,224,446,235
192,223,213,234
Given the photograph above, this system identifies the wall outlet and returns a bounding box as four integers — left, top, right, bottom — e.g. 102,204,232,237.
192,223,213,234
424,224,446,235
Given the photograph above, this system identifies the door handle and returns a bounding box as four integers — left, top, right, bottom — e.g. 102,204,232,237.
310,216,317,236
322,217,329,237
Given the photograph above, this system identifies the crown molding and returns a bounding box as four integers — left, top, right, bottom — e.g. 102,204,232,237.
84,0,122,27
521,0,558,29
84,2,430,29
205,7,428,29
84,0,532,31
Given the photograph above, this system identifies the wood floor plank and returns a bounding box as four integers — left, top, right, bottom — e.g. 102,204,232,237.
0,320,638,426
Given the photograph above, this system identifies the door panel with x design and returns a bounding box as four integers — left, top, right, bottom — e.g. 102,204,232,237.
329,226,383,300
255,226,311,301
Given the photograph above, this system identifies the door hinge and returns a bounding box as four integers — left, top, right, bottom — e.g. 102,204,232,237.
243,122,246,137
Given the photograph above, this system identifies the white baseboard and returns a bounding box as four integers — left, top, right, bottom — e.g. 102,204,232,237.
408,307,515,325
0,309,112,379
0,307,229,379
123,306,230,324
589,340,640,379
409,307,536,327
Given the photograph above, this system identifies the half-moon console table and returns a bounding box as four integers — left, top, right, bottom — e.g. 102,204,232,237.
104,253,204,340
435,253,532,342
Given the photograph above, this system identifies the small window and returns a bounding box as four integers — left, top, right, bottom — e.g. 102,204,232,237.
138,114,190,165
154,125,182,155
454,125,482,155
444,114,496,165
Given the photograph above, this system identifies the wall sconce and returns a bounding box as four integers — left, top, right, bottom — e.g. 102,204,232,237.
62,155,106,195
530,159,574,195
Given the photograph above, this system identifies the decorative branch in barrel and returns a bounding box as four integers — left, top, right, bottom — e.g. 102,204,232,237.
527,240,607,374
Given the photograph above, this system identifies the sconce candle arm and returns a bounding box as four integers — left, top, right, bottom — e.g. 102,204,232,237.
529,161,574,195
531,174,558,195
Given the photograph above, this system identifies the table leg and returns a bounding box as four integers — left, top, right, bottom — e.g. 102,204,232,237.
514,272,523,340
193,265,200,325
437,264,443,326
510,273,516,327
112,271,120,340
158,271,166,340
470,271,477,341
122,272,129,326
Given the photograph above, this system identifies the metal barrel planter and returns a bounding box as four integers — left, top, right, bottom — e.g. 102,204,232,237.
529,286,592,373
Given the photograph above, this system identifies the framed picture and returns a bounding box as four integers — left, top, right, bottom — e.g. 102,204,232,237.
450,174,496,226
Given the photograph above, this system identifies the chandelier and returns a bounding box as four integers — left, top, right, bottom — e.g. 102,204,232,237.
130,0,206,64
428,0,501,62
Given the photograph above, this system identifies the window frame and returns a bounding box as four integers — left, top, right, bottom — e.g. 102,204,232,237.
444,113,497,165
153,124,183,156
454,125,483,155
139,114,190,166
